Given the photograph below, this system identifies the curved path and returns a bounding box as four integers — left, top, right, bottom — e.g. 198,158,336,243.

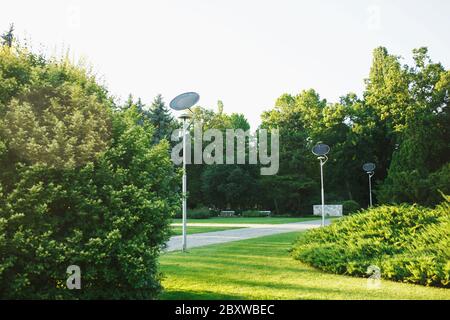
165,219,331,252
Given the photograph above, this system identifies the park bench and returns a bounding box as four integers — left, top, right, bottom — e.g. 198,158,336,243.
219,210,235,217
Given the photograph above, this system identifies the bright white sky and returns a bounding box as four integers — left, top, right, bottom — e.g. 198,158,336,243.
1,0,449,129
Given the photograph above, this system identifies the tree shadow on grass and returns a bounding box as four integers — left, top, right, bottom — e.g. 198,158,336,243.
159,290,244,300
162,257,313,275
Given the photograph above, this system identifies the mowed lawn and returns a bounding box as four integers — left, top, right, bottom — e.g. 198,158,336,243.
171,216,320,225
171,226,245,236
159,231,450,300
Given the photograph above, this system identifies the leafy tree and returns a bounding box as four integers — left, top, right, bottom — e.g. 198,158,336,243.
260,89,330,213
364,47,410,133
378,48,450,205
254,47,448,212
201,164,258,209
186,102,258,210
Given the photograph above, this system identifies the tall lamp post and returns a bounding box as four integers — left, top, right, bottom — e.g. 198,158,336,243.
362,163,376,207
179,112,191,251
169,92,200,252
312,143,330,227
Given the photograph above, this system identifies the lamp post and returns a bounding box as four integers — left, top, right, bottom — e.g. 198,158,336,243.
319,155,327,227
179,113,191,252
362,163,376,207
368,171,374,207
169,92,199,252
312,143,330,227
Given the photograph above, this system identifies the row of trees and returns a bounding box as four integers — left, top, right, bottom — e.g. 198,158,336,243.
168,47,448,214
69,45,447,215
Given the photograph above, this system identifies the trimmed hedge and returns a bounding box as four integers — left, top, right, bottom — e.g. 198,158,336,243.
188,207,214,219
241,210,270,217
174,206,214,219
291,200,450,287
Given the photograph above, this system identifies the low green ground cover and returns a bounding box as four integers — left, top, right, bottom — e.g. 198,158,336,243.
292,200,450,287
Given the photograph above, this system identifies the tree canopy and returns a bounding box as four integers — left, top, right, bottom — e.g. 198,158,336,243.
169,47,449,213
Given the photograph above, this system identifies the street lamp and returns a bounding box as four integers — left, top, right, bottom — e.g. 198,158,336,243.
362,163,376,207
169,92,200,252
312,143,330,227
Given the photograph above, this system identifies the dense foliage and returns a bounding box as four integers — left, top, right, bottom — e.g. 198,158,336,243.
259,47,449,213
291,198,450,287
183,47,449,214
1,27,448,296
186,102,260,211
341,200,361,215
0,43,179,299
173,206,214,219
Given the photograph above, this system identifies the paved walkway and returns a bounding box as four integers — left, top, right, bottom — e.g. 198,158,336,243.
170,221,320,228
165,219,331,252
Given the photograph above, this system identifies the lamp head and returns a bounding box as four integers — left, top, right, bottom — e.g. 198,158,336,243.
178,112,192,121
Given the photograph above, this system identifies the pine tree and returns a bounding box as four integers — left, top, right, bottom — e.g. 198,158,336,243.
136,97,145,113
1,23,15,47
124,93,134,109
147,94,175,144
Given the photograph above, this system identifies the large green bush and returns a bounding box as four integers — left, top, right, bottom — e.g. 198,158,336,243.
0,45,113,187
291,200,450,287
0,45,179,299
341,200,361,215
0,108,179,299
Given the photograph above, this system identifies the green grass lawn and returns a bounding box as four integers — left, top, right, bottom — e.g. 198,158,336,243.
171,226,245,236
159,231,450,300
171,216,320,225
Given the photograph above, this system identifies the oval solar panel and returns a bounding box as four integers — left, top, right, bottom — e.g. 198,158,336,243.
169,92,200,111
312,143,330,156
363,162,376,172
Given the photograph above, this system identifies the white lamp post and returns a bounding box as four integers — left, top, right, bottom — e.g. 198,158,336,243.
312,143,330,227
362,163,376,207
169,92,199,252
179,112,191,252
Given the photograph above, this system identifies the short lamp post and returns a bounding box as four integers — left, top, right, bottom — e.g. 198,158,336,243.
312,143,330,227
362,163,376,207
